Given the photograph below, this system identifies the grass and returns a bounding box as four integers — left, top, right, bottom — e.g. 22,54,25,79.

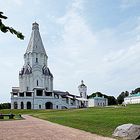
0,104,140,137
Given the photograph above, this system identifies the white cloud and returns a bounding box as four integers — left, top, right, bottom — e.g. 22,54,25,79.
13,0,23,6
0,0,23,13
50,0,140,97
120,0,140,9
49,0,98,94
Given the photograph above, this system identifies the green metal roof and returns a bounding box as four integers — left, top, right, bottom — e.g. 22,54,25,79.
129,92,140,97
94,97,104,99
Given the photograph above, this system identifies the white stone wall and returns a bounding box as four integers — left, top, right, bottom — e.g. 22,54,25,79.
79,87,87,98
88,98,108,107
11,97,33,109
11,95,80,109
124,96,140,104
19,52,53,92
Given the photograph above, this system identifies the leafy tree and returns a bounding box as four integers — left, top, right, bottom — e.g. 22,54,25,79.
0,12,24,39
88,92,105,98
107,96,117,105
117,91,129,104
131,88,140,94
131,90,135,94
0,103,11,109
128,88,140,95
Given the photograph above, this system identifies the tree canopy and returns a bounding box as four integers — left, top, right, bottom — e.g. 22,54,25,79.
0,12,24,40
117,91,129,104
131,88,140,94
0,103,11,109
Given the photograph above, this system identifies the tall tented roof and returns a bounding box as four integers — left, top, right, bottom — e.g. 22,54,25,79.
25,22,46,54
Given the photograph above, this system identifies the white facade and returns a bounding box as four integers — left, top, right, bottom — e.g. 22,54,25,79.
124,93,140,104
78,80,87,99
19,22,53,92
88,95,108,107
11,23,88,109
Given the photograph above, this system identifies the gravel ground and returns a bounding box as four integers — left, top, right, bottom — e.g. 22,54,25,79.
0,115,115,140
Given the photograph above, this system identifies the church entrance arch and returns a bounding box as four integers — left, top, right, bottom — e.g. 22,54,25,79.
21,102,24,109
27,101,31,109
45,102,53,109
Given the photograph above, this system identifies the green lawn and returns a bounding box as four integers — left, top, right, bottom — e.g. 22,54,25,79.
0,104,140,137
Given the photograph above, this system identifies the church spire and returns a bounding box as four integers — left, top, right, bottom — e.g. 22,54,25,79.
25,22,46,55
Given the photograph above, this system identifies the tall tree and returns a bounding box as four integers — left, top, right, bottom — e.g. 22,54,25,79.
108,96,117,105
0,12,24,40
117,91,129,104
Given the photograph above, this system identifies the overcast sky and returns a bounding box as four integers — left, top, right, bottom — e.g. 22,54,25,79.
0,0,140,102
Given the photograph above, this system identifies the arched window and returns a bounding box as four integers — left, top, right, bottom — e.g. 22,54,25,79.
45,102,53,109
39,105,41,109
21,102,24,109
27,101,31,109
14,102,18,109
36,58,38,63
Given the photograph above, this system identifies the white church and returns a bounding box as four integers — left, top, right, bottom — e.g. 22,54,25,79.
11,22,88,109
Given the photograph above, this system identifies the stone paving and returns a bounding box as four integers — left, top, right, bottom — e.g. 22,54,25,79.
0,115,115,140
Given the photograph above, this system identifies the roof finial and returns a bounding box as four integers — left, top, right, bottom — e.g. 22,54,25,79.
81,80,84,84
32,22,39,30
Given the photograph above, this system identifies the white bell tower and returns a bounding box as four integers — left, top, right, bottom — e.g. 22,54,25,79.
78,80,87,99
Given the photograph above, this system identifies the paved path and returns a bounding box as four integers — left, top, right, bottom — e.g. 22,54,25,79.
0,115,115,140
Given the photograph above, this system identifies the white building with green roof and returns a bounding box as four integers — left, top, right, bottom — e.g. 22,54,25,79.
124,92,140,104
88,95,108,107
